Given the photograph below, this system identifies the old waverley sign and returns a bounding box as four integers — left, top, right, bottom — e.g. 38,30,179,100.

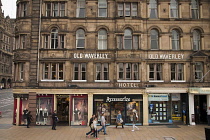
148,54,184,59
73,53,109,59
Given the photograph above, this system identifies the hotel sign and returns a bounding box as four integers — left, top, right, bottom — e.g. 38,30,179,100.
148,54,184,59
117,83,140,88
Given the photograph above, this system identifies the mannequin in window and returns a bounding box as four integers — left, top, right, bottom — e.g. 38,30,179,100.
74,108,80,121
43,108,48,125
40,108,43,122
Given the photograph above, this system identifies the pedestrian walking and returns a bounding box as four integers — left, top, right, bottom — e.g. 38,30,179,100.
52,110,58,130
26,111,33,128
131,109,139,131
207,107,210,126
116,111,124,128
0,85,2,90
98,112,107,135
86,114,95,136
87,117,99,139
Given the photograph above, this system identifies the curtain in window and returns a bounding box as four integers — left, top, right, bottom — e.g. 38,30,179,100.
149,0,157,18
150,29,159,50
172,30,179,50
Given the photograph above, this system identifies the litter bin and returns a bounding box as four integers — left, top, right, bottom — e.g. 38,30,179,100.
205,128,210,140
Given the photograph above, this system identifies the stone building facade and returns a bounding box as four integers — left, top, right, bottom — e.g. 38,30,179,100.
0,1,15,89
13,0,210,126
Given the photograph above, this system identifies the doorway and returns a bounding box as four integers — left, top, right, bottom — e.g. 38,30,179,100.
57,95,69,125
194,95,207,124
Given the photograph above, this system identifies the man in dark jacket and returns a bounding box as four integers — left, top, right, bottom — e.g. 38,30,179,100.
52,110,58,130
86,114,95,136
26,111,33,128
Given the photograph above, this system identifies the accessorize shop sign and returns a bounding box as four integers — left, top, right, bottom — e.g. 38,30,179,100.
105,96,131,102
148,94,169,101
148,54,184,59
73,53,109,59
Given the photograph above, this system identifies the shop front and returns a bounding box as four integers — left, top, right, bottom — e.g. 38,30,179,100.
148,94,172,124
93,94,143,125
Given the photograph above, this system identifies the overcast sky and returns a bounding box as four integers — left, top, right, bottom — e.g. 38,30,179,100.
1,0,16,18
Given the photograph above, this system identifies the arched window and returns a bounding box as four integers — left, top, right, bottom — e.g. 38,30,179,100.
150,29,159,50
192,30,201,51
191,0,199,19
76,29,85,48
124,29,132,50
98,29,107,50
51,28,58,49
117,28,138,50
149,0,158,18
171,30,180,50
170,0,178,18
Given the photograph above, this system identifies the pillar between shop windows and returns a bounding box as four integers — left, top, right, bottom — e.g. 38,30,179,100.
143,92,149,126
88,93,93,126
16,97,20,126
189,93,195,125
28,92,37,126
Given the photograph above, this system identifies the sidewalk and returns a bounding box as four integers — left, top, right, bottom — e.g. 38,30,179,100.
0,117,207,140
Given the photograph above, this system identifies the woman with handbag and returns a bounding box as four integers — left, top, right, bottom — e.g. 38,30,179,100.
116,111,124,128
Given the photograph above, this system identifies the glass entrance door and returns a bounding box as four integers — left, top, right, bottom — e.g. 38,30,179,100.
57,95,69,125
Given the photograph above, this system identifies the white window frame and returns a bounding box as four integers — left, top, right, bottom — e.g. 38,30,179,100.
76,29,85,49
149,0,158,18
98,0,107,17
98,29,107,50
192,30,201,51
171,30,180,50
170,0,178,18
171,63,185,82
77,0,86,18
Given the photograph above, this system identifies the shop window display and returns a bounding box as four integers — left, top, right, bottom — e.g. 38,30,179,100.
72,97,88,125
36,97,53,125
126,102,140,124
96,102,110,125
21,98,29,125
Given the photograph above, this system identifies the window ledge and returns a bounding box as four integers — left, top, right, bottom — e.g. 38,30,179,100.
149,80,164,82
117,80,140,82
171,80,186,82
72,80,87,82
41,80,64,82
94,80,110,82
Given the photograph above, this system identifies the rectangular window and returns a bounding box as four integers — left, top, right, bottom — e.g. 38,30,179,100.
98,0,107,17
171,63,184,81
43,63,64,80
17,2,28,17
53,3,59,17
194,62,203,82
77,0,86,18
118,63,139,80
46,3,51,17
20,35,26,49
149,64,162,81
96,63,109,80
45,2,65,17
60,3,65,17
170,2,178,18
19,63,24,80
22,3,27,17
60,35,65,49
117,3,138,17
44,35,49,49
74,63,86,81
191,1,199,19
149,0,158,18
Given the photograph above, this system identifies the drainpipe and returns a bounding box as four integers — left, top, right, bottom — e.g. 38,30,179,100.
37,0,42,84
